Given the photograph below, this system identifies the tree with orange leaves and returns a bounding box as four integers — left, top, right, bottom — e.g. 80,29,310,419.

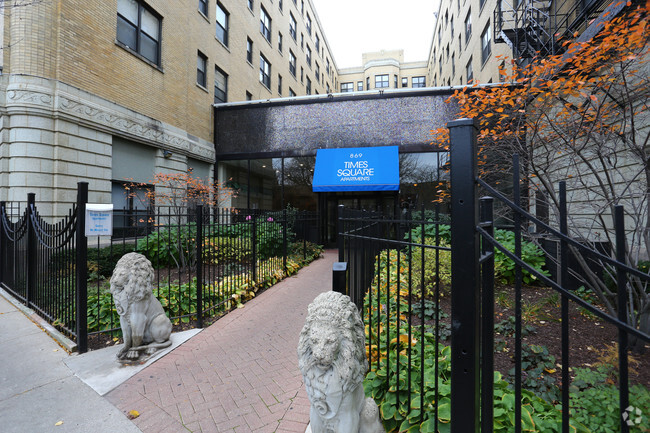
433,3,650,341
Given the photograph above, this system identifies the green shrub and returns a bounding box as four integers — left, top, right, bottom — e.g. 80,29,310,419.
137,224,197,268
202,236,252,263
408,238,452,298
87,243,137,279
493,229,549,284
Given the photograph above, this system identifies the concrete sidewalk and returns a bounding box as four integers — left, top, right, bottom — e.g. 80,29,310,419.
0,291,143,433
106,250,336,432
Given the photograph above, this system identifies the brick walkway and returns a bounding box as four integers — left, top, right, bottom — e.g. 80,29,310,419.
106,250,337,433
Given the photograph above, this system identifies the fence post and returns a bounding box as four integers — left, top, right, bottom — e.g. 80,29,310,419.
449,118,480,433
337,205,344,262
283,209,288,273
0,202,5,284
614,205,629,433
480,196,495,433
26,193,36,308
75,182,88,354
196,204,204,329
252,216,257,283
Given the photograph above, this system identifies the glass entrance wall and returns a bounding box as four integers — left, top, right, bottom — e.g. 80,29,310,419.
217,151,448,212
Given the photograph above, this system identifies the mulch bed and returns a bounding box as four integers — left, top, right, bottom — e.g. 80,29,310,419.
430,284,650,388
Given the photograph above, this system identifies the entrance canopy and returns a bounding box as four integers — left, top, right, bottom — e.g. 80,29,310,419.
312,146,399,192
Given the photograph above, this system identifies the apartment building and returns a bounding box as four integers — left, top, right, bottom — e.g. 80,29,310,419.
337,50,429,92
0,0,339,216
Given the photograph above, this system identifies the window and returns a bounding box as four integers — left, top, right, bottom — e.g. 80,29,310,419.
438,27,442,44
216,3,229,46
450,16,454,36
301,0,304,15
451,53,456,76
481,23,492,63
326,59,330,74
465,11,472,43
260,6,271,42
260,54,271,88
459,34,462,52
278,32,283,52
300,33,304,50
247,38,253,63
278,74,282,94
246,91,253,100
466,57,474,83
315,33,320,52
480,0,486,9
412,76,426,88
197,51,207,87
366,76,370,90
289,88,296,97
306,13,312,35
357,81,363,91
375,74,389,88
446,44,449,61
279,0,283,11
401,77,408,87
306,45,311,66
326,83,331,93
341,82,354,92
198,0,207,16
117,0,162,65
289,13,297,40
248,0,253,10
315,62,320,81
214,66,227,103
300,66,304,82
439,56,443,75
289,50,296,76
306,77,311,95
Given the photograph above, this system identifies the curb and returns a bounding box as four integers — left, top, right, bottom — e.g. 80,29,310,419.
0,286,78,353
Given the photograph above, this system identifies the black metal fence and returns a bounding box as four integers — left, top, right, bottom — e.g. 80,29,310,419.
339,119,650,433
0,185,321,353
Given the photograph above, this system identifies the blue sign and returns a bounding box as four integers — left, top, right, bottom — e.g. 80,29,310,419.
312,146,400,192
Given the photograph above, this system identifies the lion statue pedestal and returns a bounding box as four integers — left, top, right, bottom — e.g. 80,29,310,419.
110,252,172,362
298,291,385,433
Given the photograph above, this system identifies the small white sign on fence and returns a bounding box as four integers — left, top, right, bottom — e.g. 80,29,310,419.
85,204,113,237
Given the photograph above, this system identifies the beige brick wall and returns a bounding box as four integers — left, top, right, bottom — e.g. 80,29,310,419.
338,50,428,92
427,0,513,86
2,0,339,144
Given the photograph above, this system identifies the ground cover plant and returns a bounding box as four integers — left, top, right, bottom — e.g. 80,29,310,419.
362,249,650,432
85,239,322,347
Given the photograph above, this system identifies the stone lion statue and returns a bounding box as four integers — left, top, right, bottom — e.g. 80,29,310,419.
298,291,385,433
110,252,172,361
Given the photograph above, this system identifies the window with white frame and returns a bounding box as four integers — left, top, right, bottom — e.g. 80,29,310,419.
375,74,389,88
412,76,426,88
306,12,312,35
198,0,207,16
306,77,311,94
465,10,472,43
306,45,311,66
466,57,474,83
278,32,283,52
402,77,408,87
247,37,253,63
341,82,354,92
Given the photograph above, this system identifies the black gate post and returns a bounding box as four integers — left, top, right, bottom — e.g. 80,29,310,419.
26,193,36,308
0,202,5,285
196,204,204,329
449,118,480,433
75,182,88,353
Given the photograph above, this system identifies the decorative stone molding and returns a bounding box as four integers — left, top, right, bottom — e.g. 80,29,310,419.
1,75,215,163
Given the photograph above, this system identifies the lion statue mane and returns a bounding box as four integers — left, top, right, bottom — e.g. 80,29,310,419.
298,291,385,433
110,252,172,361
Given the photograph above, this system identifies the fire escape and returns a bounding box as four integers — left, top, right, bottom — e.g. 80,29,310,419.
494,0,615,65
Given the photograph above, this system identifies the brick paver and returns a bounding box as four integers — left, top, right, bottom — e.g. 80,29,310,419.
107,251,337,432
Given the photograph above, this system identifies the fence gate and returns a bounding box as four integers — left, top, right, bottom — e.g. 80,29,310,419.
338,118,649,433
